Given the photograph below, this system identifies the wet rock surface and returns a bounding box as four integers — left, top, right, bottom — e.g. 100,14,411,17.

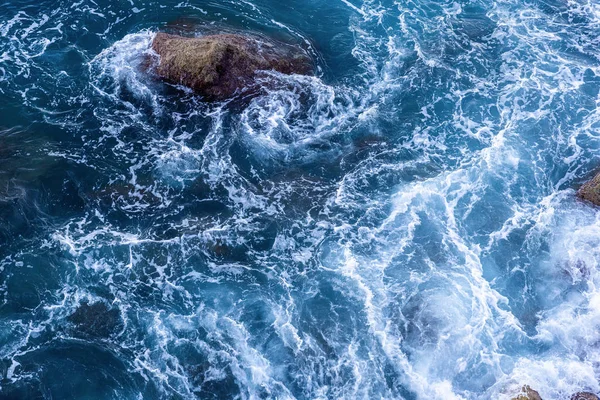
571,393,600,400
577,171,600,206
509,387,599,400
68,301,123,338
512,385,542,400
151,32,313,100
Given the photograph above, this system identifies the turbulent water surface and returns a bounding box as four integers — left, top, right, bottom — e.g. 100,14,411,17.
1,0,600,399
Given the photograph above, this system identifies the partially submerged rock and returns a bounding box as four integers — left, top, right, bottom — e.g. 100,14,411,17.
151,32,313,100
512,385,542,400
577,171,600,206
68,301,123,338
508,386,599,400
571,393,600,400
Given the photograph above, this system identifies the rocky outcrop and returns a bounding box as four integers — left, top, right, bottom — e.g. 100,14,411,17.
508,386,599,400
577,171,600,206
512,385,542,400
151,32,313,100
571,393,600,400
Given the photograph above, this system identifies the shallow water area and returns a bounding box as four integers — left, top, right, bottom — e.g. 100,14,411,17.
1,0,600,399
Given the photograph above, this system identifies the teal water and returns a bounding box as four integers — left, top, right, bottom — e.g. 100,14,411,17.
1,0,600,399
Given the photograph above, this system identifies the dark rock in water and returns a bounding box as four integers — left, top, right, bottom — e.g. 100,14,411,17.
151,32,313,100
68,301,123,338
577,171,600,206
571,393,600,400
512,385,542,400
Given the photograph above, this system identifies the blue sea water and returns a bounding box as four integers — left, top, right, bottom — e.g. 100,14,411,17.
1,0,600,398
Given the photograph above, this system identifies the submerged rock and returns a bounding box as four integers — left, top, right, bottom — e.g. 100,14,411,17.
512,385,542,400
67,301,123,338
151,32,313,100
577,171,600,206
571,393,600,400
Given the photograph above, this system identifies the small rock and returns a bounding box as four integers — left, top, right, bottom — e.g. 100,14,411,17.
151,32,313,100
571,393,600,400
68,301,122,338
577,171,600,206
512,385,542,400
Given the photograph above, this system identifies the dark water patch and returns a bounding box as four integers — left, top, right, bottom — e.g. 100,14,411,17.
1,341,154,400
67,301,123,339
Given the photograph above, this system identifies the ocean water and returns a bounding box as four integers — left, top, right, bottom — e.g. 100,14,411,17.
1,0,600,399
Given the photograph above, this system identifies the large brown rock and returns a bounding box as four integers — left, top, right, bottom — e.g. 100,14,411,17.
577,171,600,206
151,32,313,100
512,385,542,400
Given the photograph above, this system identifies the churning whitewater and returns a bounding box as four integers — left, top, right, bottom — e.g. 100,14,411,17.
1,0,600,399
